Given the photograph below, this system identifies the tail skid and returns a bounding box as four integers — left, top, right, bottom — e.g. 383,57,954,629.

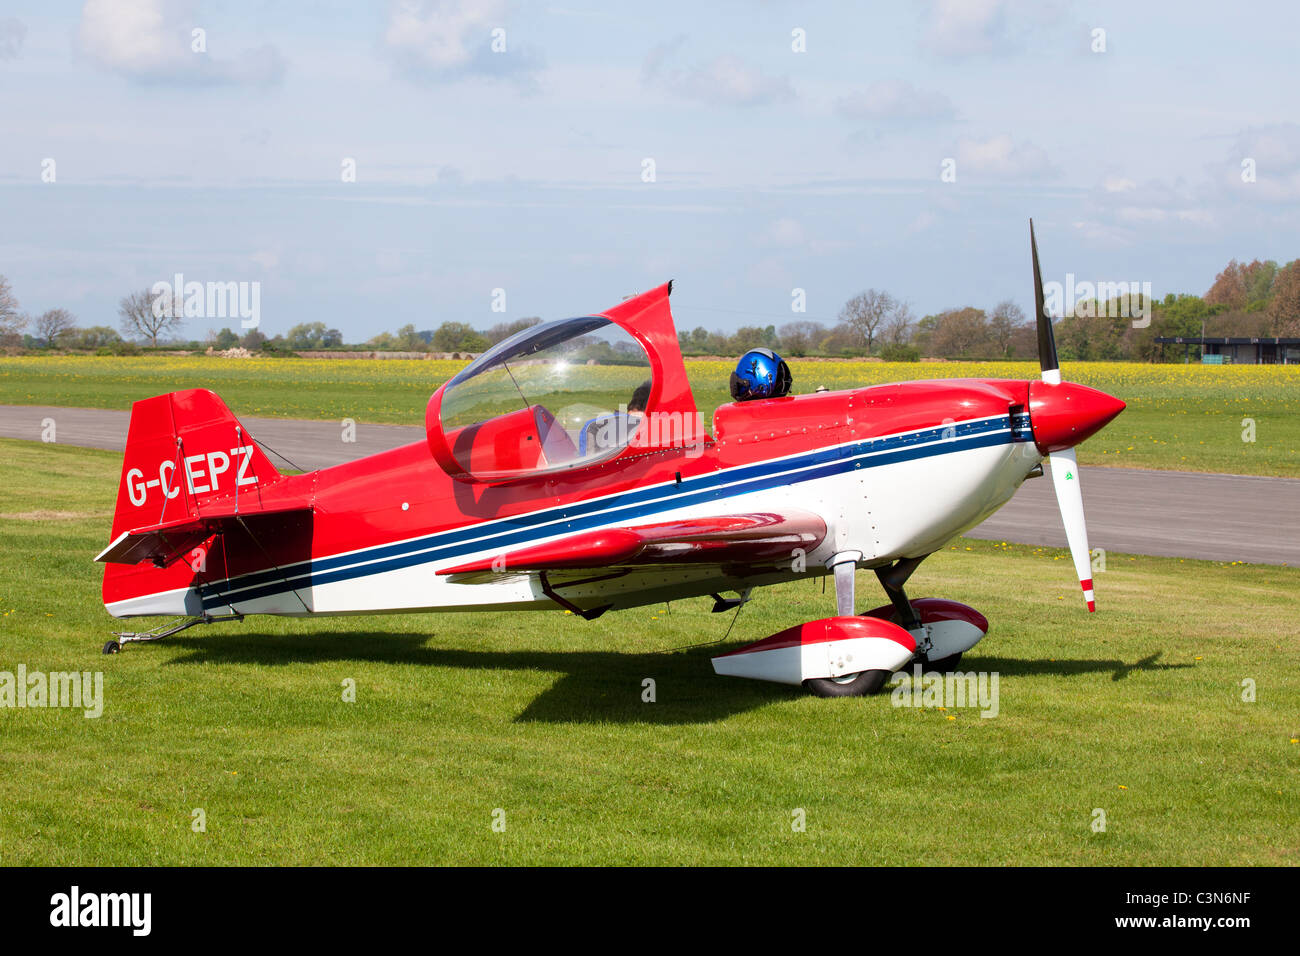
102,612,244,655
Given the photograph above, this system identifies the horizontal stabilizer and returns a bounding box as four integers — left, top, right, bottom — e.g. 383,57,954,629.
96,501,312,567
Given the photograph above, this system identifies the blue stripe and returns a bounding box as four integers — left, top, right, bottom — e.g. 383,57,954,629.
201,414,1029,610
206,417,995,599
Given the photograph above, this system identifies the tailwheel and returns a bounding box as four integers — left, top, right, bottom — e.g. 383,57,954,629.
803,669,891,698
102,640,120,655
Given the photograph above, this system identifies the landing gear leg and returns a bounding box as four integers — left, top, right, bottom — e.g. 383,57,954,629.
873,555,962,670
874,556,926,631
833,559,857,617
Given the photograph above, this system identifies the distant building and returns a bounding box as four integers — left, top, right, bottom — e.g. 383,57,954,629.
1154,336,1300,364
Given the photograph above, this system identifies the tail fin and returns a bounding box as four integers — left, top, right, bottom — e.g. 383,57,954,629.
107,388,283,543
100,390,313,617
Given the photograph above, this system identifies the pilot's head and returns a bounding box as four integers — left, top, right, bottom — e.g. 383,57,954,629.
730,348,792,401
628,380,651,413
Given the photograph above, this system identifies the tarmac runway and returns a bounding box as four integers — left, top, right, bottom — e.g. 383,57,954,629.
3,404,1296,566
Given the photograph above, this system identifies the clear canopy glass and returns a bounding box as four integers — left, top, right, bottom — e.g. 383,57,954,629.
437,316,653,478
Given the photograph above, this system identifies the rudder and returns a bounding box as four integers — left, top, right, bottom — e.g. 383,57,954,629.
109,388,283,541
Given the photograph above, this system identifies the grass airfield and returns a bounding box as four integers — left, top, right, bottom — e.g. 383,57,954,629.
1,438,1296,866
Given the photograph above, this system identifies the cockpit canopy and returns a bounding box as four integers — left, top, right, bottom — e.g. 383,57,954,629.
428,316,654,481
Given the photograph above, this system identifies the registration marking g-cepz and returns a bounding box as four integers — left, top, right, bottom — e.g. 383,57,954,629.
126,446,257,506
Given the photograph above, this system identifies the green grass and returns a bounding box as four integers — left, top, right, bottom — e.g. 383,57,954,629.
1,438,1296,865
2,355,1298,476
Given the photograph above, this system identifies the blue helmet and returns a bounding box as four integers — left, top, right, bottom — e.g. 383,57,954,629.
730,348,792,401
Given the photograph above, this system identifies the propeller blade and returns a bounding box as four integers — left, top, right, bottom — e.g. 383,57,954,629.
1030,221,1103,611
1047,446,1095,611
1030,218,1060,384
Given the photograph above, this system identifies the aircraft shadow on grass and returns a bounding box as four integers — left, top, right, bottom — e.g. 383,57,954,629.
157,632,1190,724
160,630,798,724
973,652,1192,682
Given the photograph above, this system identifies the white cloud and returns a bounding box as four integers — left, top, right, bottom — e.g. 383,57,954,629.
922,0,1065,58
384,0,542,85
0,17,26,60
669,55,794,108
836,79,956,123
79,0,184,74
955,134,1057,179
925,0,1011,55
77,0,284,86
1074,176,1215,244
386,0,500,72
1078,126,1300,249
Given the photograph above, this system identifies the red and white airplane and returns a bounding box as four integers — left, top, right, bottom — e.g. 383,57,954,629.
98,223,1125,696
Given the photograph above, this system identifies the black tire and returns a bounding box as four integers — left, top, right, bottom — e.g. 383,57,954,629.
922,651,962,673
803,669,891,698
102,640,120,655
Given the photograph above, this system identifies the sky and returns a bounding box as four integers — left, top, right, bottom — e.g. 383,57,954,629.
1,0,1298,342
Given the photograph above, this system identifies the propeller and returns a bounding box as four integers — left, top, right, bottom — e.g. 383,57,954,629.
1031,219,1061,386
1030,219,1096,612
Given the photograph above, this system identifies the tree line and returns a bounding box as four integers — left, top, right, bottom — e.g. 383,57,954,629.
676,294,1032,362
2,260,1297,360
678,257,1299,362
0,279,546,355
